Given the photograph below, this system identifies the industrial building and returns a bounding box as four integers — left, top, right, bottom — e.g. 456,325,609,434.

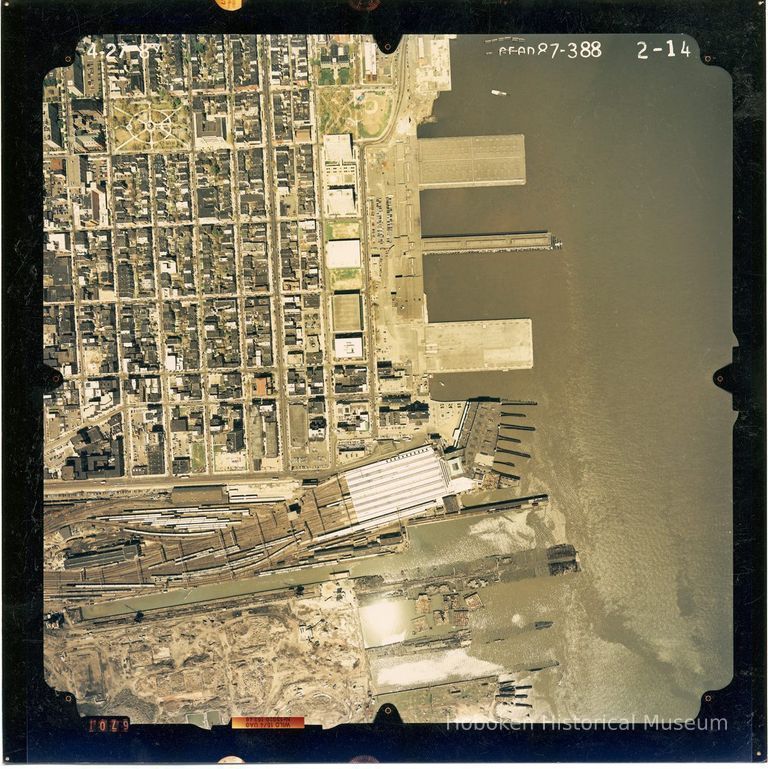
334,334,364,359
344,445,451,527
64,542,140,570
326,238,361,268
362,40,378,80
322,133,359,217
323,133,354,163
325,187,357,216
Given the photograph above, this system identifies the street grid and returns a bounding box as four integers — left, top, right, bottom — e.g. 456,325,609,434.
43,34,405,484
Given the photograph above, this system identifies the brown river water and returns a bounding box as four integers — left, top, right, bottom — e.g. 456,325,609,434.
418,34,734,720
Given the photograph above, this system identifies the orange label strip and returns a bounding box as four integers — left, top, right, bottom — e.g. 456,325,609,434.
231,716,305,729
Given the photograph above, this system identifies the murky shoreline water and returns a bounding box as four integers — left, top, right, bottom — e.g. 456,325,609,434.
419,35,734,719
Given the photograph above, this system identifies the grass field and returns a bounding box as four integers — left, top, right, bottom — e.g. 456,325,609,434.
317,68,334,86
328,267,362,291
324,220,360,240
356,90,393,139
318,88,395,140
190,441,207,473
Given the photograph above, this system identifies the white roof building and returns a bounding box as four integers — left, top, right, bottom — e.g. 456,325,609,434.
326,238,361,268
323,133,354,163
334,334,364,359
363,41,378,77
325,187,357,217
345,445,450,526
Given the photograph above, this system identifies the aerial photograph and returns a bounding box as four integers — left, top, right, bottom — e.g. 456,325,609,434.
42,33,733,729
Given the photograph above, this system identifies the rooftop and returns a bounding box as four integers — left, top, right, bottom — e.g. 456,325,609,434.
326,238,361,268
323,133,354,163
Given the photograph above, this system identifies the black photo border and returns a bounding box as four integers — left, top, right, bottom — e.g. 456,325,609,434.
2,0,765,762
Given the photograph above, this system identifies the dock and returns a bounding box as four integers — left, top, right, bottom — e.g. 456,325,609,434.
424,319,533,373
417,134,526,189
422,231,560,254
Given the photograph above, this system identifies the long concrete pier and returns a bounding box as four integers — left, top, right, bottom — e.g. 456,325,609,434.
422,231,560,254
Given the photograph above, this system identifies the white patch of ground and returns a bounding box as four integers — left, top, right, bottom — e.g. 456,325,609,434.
373,648,503,690
469,511,536,552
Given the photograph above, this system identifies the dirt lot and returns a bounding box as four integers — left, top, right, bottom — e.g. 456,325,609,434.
44,583,374,729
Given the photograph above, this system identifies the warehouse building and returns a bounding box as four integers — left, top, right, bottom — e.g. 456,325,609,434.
334,334,364,359
325,186,357,216
64,542,140,570
345,445,451,526
323,133,354,163
326,238,361,268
